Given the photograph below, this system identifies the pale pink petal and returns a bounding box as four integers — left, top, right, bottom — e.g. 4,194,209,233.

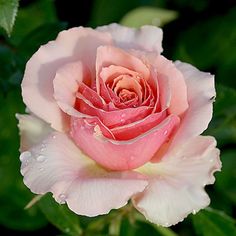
97,23,163,54
156,55,188,115
133,136,221,227
96,46,150,86
172,61,216,146
22,27,112,131
16,114,52,151
130,51,188,115
70,115,179,170
100,65,139,83
114,75,143,102
20,131,148,216
53,61,95,115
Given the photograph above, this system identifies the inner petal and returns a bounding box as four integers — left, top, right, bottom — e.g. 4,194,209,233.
119,89,136,102
114,75,142,102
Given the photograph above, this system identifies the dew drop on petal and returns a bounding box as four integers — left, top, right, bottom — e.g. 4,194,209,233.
121,119,125,123
37,155,46,162
121,113,126,118
20,151,31,162
164,130,168,135
40,144,46,152
192,209,197,215
164,222,169,227
130,155,135,161
58,194,66,204
69,130,73,136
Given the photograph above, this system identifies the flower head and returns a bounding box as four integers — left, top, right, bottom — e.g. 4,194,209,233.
17,24,221,226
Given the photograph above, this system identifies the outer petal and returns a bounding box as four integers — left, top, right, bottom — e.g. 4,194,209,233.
71,115,179,170
97,23,163,54
20,131,148,216
22,27,112,131
16,114,52,151
172,61,215,146
53,61,103,115
133,136,221,227
156,56,188,115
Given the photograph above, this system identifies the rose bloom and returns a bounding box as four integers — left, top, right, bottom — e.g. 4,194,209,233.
17,24,221,226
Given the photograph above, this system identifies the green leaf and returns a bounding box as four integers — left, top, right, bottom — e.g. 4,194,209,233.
192,208,236,236
0,90,47,230
120,216,178,236
120,7,178,28
0,0,19,36
89,0,169,27
215,150,236,205
38,194,82,236
8,0,58,46
17,22,67,63
205,85,236,146
173,7,236,87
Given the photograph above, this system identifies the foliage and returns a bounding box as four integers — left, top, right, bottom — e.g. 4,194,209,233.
0,0,235,235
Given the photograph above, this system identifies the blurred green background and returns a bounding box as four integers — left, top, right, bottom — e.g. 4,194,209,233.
0,0,236,235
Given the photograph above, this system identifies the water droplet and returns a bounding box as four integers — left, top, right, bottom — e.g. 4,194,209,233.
20,151,31,162
58,194,66,204
192,209,197,215
40,145,46,152
164,130,168,135
164,222,169,227
209,159,213,163
52,135,56,139
65,228,70,233
121,119,125,123
37,155,46,162
121,113,126,118
130,155,135,161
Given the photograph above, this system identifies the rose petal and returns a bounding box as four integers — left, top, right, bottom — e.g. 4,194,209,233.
22,27,112,131
133,136,221,227
20,131,148,216
53,61,90,112
97,23,163,54
114,75,143,103
100,65,139,83
79,82,106,109
172,61,216,146
75,95,153,128
16,114,52,151
155,55,188,115
96,46,150,94
111,111,167,140
70,115,179,170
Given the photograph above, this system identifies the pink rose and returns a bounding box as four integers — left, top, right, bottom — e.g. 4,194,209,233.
17,24,221,226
